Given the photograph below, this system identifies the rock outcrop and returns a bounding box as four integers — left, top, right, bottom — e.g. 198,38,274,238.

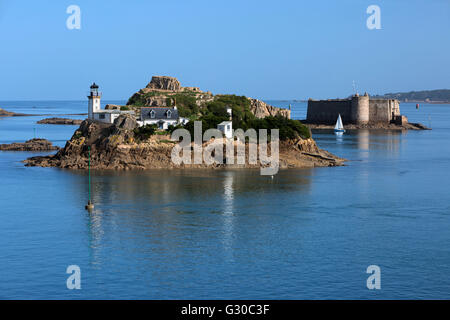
37,118,83,125
25,116,343,170
248,98,291,119
0,139,60,151
146,76,182,91
126,76,290,118
127,76,214,108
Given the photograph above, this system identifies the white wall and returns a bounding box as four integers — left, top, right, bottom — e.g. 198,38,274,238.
218,123,233,139
94,113,113,123
143,119,178,130
88,97,102,120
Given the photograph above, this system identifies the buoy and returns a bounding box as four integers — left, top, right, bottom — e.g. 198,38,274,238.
85,200,94,211
416,104,419,109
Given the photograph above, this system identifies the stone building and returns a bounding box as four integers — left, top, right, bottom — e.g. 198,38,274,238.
306,93,407,125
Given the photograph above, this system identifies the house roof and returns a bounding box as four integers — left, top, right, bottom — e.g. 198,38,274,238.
141,107,179,120
218,121,232,126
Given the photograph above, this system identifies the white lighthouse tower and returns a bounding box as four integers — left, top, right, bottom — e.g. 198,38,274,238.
88,83,101,120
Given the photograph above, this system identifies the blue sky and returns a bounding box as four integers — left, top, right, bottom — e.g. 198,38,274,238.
0,0,449,100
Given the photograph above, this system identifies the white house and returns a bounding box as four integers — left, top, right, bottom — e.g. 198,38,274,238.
217,108,233,138
139,106,188,130
88,83,134,124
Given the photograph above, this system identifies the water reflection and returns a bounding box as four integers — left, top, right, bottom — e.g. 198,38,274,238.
86,208,104,269
67,169,314,258
222,171,235,257
313,129,404,161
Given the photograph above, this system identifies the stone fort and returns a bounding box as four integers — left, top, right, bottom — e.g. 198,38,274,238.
306,93,408,125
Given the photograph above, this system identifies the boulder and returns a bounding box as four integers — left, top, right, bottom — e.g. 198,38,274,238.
114,114,138,130
146,76,181,91
248,98,291,119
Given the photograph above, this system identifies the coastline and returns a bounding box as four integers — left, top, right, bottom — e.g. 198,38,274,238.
24,118,345,170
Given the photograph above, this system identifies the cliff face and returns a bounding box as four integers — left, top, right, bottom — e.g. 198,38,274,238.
25,116,343,170
146,76,182,91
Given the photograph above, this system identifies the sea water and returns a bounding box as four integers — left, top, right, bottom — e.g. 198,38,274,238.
0,100,449,299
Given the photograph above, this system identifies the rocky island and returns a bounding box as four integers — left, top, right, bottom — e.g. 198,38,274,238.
25,76,344,170
25,115,343,170
0,139,60,151
37,118,83,125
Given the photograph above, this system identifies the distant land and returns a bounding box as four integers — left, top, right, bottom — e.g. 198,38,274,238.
372,89,450,104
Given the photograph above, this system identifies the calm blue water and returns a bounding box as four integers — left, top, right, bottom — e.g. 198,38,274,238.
0,100,449,299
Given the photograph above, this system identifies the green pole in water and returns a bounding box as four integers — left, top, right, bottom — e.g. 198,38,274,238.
85,146,94,210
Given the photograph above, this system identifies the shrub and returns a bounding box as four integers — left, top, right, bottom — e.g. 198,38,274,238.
133,124,157,141
244,116,311,140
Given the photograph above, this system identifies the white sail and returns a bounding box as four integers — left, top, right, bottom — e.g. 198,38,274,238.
335,114,344,131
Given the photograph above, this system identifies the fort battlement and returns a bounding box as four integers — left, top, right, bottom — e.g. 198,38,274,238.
307,93,403,125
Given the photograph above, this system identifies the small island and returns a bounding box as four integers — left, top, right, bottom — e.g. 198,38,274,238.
0,139,59,151
25,76,344,170
37,118,83,125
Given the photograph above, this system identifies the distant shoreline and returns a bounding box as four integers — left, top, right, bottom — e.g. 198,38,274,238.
0,107,87,118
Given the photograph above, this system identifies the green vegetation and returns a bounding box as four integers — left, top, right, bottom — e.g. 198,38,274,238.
158,139,176,144
127,90,201,118
167,93,199,117
181,95,310,140
133,124,157,141
244,116,311,140
127,90,310,141
126,90,167,106
120,106,130,111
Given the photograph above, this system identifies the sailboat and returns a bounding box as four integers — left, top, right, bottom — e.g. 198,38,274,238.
334,114,345,134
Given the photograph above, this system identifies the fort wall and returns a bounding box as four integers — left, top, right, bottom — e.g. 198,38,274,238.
306,99,352,124
306,94,403,125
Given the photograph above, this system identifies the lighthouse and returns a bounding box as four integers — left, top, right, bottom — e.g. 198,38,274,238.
88,83,101,120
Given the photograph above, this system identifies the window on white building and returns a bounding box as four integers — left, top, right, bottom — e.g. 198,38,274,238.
150,110,155,119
